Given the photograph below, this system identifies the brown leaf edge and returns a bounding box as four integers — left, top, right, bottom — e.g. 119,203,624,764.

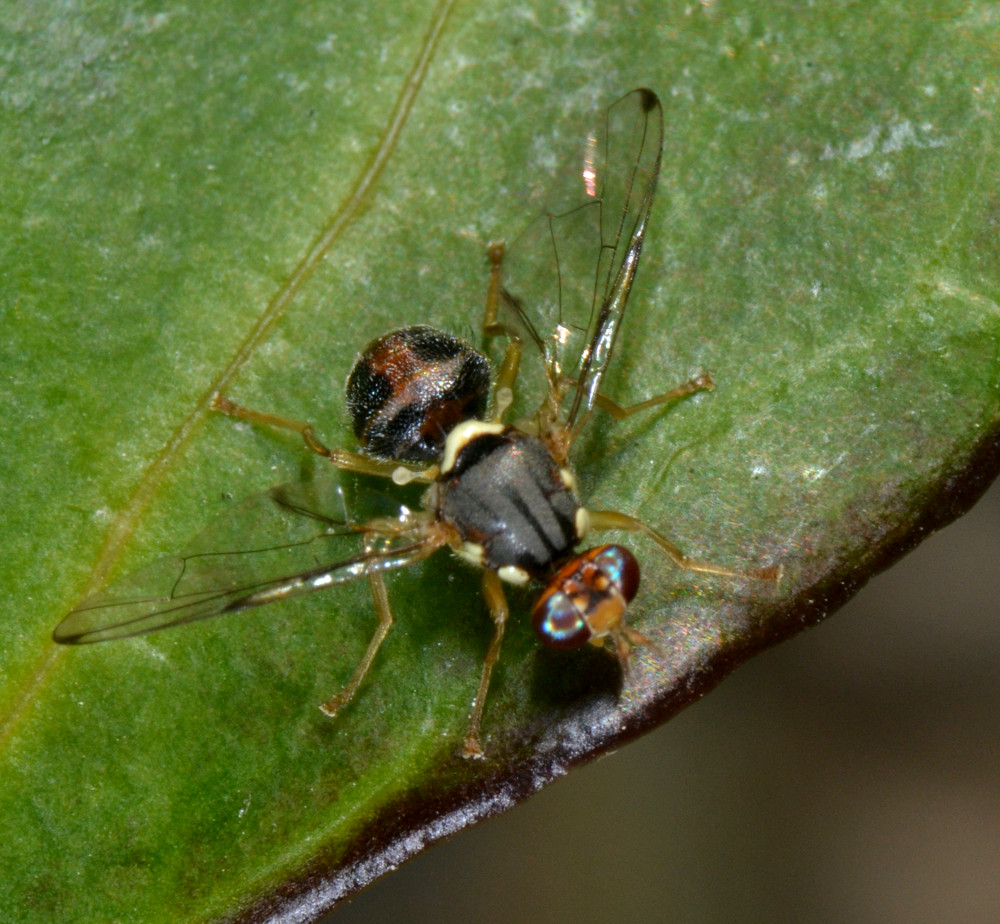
235,423,1000,924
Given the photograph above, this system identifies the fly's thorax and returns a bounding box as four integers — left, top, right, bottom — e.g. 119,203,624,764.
436,421,584,581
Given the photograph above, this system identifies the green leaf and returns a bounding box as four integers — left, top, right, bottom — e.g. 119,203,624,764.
2,1,999,921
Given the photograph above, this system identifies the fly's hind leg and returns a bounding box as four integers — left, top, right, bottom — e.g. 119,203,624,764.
320,524,446,722
481,242,522,422
320,563,394,718
588,509,781,582
212,393,434,484
462,569,510,759
589,372,715,421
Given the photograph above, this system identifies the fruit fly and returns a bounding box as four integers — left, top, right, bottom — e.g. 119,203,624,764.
54,89,778,758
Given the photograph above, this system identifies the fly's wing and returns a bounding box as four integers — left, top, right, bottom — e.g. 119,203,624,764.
53,478,432,645
498,88,664,433
564,88,664,432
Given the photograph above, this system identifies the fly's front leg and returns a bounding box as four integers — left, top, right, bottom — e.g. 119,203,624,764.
212,393,434,484
482,242,521,421
587,373,714,421
463,569,509,759
588,509,781,582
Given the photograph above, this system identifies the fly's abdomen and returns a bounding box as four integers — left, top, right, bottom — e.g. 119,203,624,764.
346,326,491,463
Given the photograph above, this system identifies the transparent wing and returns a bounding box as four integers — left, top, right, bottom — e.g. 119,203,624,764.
499,88,664,434
53,478,435,644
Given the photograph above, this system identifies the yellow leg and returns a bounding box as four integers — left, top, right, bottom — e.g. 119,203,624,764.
212,393,434,483
462,569,509,759
482,242,523,421
587,509,781,581
590,372,714,420
320,567,394,717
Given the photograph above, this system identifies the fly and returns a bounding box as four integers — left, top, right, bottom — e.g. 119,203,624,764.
54,89,779,758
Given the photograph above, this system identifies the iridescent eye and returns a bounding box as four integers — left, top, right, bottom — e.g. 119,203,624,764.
532,586,593,649
532,545,641,649
345,325,491,463
590,546,641,603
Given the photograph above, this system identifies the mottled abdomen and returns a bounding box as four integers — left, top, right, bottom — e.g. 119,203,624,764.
346,326,492,462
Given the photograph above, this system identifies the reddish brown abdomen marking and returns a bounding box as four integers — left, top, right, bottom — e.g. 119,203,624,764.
346,326,491,463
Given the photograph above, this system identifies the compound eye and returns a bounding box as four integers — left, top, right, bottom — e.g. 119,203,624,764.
531,545,641,650
532,587,593,649
590,545,640,603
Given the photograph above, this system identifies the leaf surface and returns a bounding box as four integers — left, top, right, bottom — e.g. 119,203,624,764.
2,1,999,920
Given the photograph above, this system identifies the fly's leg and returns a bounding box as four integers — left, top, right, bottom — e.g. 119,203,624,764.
482,242,522,421
212,393,435,484
320,560,394,718
555,374,715,456
586,381,780,583
590,372,715,420
463,569,509,759
587,510,782,582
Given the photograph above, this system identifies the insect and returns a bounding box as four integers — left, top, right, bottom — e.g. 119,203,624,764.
54,89,778,758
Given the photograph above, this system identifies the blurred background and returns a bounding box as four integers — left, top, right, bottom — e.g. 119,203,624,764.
332,476,1000,923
